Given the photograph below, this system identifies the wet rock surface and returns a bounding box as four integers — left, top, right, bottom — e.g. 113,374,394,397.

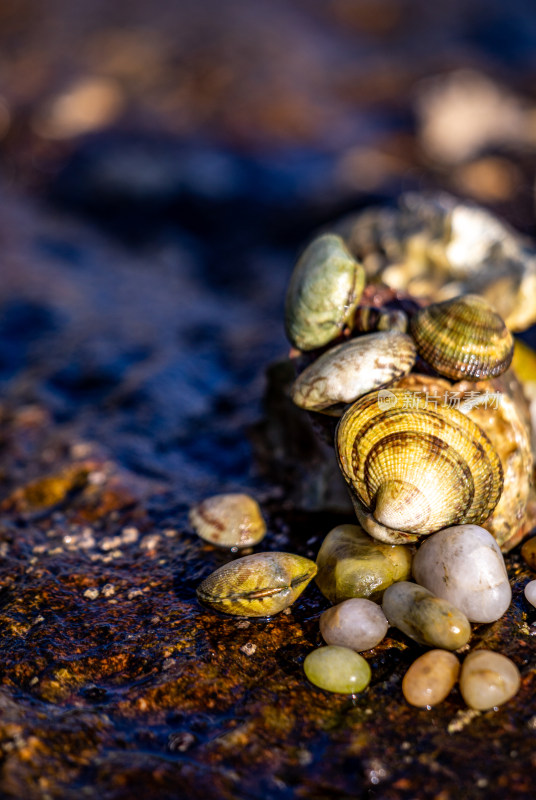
0,1,534,798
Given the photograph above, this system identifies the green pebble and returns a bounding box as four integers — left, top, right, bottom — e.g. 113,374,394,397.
303,645,371,694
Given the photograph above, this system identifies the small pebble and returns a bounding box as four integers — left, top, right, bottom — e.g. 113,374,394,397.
304,646,371,694
402,650,460,707
459,650,520,710
382,581,471,650
524,580,536,608
189,493,266,548
412,525,511,623
521,537,536,571
320,598,388,651
315,524,412,603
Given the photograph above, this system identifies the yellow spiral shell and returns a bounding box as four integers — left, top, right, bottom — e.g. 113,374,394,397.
336,390,503,544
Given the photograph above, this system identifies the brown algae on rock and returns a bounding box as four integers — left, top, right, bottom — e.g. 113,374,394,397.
197,551,317,617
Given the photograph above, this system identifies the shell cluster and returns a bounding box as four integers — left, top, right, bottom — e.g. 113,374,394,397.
193,193,535,713
284,207,534,550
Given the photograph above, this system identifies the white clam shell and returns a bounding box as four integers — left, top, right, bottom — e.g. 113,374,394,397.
291,331,416,412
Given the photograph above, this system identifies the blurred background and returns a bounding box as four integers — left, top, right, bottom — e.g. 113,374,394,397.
0,4,534,798
1,0,536,501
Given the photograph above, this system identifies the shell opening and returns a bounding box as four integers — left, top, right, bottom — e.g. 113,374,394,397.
373,480,431,532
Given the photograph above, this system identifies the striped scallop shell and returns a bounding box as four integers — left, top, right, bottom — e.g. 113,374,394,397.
336,390,503,544
197,552,317,617
409,294,514,381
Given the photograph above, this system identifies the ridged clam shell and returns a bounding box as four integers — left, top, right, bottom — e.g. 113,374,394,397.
392,371,533,551
285,234,365,351
410,294,514,381
197,552,317,617
336,390,503,544
189,493,266,548
291,331,416,412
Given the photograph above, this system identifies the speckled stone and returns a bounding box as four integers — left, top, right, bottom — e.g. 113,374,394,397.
320,598,388,652
412,525,511,623
524,580,536,608
382,581,471,650
459,650,521,710
315,524,412,603
402,650,460,707
303,646,371,694
189,493,266,548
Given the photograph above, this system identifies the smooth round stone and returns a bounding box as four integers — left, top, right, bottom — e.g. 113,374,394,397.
412,525,511,623
320,598,389,652
402,650,460,707
521,537,536,571
189,493,266,548
382,581,471,650
303,646,371,694
524,580,536,608
315,524,412,603
460,650,521,710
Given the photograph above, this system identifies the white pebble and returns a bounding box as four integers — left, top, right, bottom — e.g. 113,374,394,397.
413,524,511,622
319,598,388,652
524,580,536,608
460,650,520,710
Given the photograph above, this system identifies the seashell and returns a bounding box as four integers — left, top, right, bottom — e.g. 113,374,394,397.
290,331,416,413
189,493,266,549
409,294,514,381
315,523,412,603
392,371,533,551
285,234,365,351
336,390,503,544
197,551,317,617
338,192,536,332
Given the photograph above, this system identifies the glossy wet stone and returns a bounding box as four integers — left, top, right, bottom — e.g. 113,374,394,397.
524,580,536,608
320,598,389,652
303,646,371,694
459,650,521,710
382,581,471,650
315,524,412,603
521,537,536,571
189,493,266,548
402,650,460,707
412,525,511,623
